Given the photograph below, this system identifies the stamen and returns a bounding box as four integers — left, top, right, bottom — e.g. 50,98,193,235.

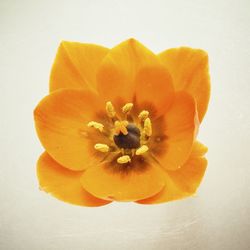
144,118,152,136
94,143,109,152
114,121,129,135
138,110,149,121
131,149,136,156
106,101,116,118
122,103,133,113
117,155,131,164
135,145,149,155
87,121,104,132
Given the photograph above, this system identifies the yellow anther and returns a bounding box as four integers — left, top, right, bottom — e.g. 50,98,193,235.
94,143,109,153
87,121,104,132
114,120,128,135
144,118,152,136
135,145,149,155
122,103,133,113
106,101,116,118
117,155,131,164
138,110,149,121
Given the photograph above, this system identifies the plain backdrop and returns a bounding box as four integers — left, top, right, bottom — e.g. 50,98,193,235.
1,0,250,249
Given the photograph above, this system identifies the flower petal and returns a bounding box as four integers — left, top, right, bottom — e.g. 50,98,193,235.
97,38,159,103
137,141,207,204
158,47,210,122
134,65,174,118
50,41,109,92
149,91,199,170
37,152,111,207
34,89,109,171
80,158,166,202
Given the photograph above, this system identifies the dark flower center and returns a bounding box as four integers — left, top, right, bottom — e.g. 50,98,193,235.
88,101,152,164
113,124,141,149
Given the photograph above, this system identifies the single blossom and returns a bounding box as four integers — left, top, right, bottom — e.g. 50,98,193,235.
34,39,210,206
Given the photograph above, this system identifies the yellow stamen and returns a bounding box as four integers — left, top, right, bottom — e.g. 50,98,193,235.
131,149,136,156
135,145,149,155
117,155,131,164
122,103,133,113
144,118,152,136
106,101,116,118
114,120,129,135
138,110,149,121
94,143,109,152
87,121,104,132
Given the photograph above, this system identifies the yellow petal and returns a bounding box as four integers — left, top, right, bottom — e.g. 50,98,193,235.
34,89,109,171
137,141,207,204
80,158,166,202
159,47,210,122
50,41,109,92
149,91,199,170
37,152,111,207
134,65,174,118
97,38,159,104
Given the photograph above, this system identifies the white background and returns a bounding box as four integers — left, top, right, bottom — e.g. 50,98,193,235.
1,0,250,249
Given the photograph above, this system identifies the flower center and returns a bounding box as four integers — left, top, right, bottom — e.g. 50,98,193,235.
113,124,141,149
87,101,152,164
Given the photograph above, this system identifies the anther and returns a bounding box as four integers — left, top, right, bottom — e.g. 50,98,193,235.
122,103,133,113
106,101,116,118
144,118,152,136
117,155,131,164
135,145,149,155
138,110,149,121
94,143,109,152
87,121,104,132
114,120,129,135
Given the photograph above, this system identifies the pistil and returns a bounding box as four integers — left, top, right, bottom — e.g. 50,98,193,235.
114,121,129,135
113,124,140,149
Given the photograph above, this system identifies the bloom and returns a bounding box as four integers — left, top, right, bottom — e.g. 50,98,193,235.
34,38,210,206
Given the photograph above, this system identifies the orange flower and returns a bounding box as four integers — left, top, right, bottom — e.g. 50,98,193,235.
34,39,210,206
